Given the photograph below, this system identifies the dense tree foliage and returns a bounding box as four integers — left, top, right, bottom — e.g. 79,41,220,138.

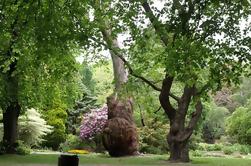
0,0,90,152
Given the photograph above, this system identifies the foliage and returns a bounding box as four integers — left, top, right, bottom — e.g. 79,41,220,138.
196,143,223,152
89,0,251,160
0,110,3,140
92,61,114,105
195,143,251,155
0,140,31,155
232,77,251,107
18,108,52,147
214,88,238,112
42,103,68,150
80,62,96,94
66,91,98,135
0,108,52,147
226,100,251,145
80,105,108,140
191,150,203,157
222,146,235,155
138,117,169,154
15,141,31,155
0,0,86,111
202,101,229,143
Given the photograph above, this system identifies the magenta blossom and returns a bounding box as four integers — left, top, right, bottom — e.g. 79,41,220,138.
80,105,108,140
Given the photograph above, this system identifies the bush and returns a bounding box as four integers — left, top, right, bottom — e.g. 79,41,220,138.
223,146,235,155
202,102,228,143
196,143,223,151
138,117,169,154
43,107,67,150
16,141,31,155
80,105,107,140
239,145,250,155
18,108,52,147
191,150,203,157
226,101,251,145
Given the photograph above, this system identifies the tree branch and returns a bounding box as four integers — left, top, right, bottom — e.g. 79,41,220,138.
154,106,162,114
159,75,179,122
197,83,211,96
141,0,168,46
187,98,203,132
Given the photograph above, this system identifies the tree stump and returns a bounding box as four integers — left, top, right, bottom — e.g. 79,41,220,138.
102,96,139,157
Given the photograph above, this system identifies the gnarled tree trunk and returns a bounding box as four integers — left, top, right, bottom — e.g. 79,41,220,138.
159,75,203,162
102,96,138,156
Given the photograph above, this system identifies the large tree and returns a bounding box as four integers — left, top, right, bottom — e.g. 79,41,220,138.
88,0,251,162
0,0,88,153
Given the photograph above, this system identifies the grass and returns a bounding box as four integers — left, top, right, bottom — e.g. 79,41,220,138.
0,154,250,166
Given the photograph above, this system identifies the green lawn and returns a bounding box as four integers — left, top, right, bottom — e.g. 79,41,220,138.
0,154,250,166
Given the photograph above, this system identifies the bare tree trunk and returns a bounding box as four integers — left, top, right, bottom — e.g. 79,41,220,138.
101,29,127,91
110,45,127,91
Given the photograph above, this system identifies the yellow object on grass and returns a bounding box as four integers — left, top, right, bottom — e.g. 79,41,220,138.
68,149,89,154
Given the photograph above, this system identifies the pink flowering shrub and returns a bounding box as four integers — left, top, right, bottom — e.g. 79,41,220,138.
80,105,108,139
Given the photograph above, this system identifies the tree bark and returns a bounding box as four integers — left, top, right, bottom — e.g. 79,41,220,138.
3,103,20,153
101,29,127,91
102,96,139,156
159,75,202,162
168,136,189,162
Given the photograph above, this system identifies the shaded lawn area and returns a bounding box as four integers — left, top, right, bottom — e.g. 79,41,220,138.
0,154,250,166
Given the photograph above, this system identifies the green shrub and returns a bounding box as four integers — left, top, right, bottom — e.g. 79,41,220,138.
226,101,251,145
230,144,250,155
138,117,169,154
43,107,67,150
16,141,31,155
202,102,228,143
196,143,223,151
239,145,249,155
191,150,202,157
223,146,235,155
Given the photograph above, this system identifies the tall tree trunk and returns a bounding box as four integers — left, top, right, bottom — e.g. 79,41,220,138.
1,1,21,153
2,63,20,154
3,103,20,153
110,48,127,91
101,29,127,91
